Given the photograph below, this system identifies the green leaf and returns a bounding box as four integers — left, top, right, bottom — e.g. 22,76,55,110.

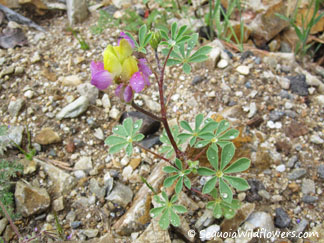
223,158,250,173
218,129,239,141
182,63,191,74
198,133,214,140
207,146,219,170
216,141,231,148
133,133,144,142
160,30,169,41
180,121,193,132
166,59,182,66
194,140,210,148
223,175,250,191
176,36,191,45
176,25,188,40
220,143,235,171
216,120,230,136
159,209,170,230
164,174,179,188
175,176,183,194
197,167,215,176
133,119,143,134
171,22,177,40
125,32,139,48
191,46,212,58
200,121,218,134
153,195,164,205
143,32,152,47
123,118,133,136
195,114,204,130
189,55,209,63
186,33,198,56
178,133,192,141
150,207,165,218
209,188,218,199
189,136,197,147
108,143,127,154
223,206,236,219
170,194,178,204
202,176,218,194
163,166,179,173
161,191,169,202
170,209,181,227
175,158,183,170
139,24,147,46
172,205,187,213
219,178,233,203
125,143,133,156
112,125,128,137
213,203,223,218
105,135,126,145
183,176,191,189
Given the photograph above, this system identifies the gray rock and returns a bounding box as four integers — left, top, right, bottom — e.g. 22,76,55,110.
106,182,133,207
284,110,297,118
288,168,307,180
77,83,98,104
83,229,99,238
287,74,308,96
53,196,64,211
15,181,50,217
141,94,161,112
287,155,298,168
34,158,76,197
302,195,318,204
302,179,315,195
74,156,92,171
56,96,89,120
102,94,111,109
67,0,89,25
245,211,275,232
134,217,171,243
139,135,161,149
104,172,114,195
93,128,104,140
277,76,290,89
275,208,291,228
192,75,205,85
89,178,106,200
0,125,24,155
269,110,285,121
0,66,14,77
0,218,8,235
318,164,324,179
71,221,82,229
292,219,308,237
246,179,265,202
8,98,24,117
195,209,215,230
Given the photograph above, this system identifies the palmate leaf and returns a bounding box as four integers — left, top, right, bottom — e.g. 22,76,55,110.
202,176,218,194
219,178,233,203
220,143,235,170
223,175,250,191
223,157,250,173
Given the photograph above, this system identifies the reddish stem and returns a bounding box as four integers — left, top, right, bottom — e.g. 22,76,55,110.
131,100,162,122
192,146,208,161
135,142,170,163
0,200,22,240
158,47,184,160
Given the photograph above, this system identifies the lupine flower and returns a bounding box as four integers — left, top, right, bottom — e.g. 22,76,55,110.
90,33,152,103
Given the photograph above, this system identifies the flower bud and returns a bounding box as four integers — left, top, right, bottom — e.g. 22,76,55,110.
150,31,162,50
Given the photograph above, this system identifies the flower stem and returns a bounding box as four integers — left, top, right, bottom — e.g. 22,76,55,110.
192,146,208,161
134,142,170,163
0,200,22,240
158,47,184,160
131,100,162,122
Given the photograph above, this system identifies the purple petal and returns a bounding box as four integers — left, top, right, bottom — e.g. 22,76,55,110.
130,72,145,93
118,32,135,49
115,84,123,97
124,85,133,103
90,61,104,74
91,70,112,90
138,58,152,76
142,73,151,86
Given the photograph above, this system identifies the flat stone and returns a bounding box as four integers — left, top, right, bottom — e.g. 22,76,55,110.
83,229,99,239
0,66,14,77
139,135,161,149
195,209,215,230
93,128,104,140
134,217,171,243
0,125,24,155
56,96,89,120
74,156,92,171
77,83,98,104
31,52,41,63
302,195,318,204
315,95,324,106
109,105,120,120
15,181,50,217
19,158,37,175
245,211,275,232
269,110,285,121
288,168,307,180
236,65,250,75
217,59,228,69
34,158,76,197
106,182,133,208
102,94,111,109
8,98,24,117
276,76,290,90
89,178,106,200
287,155,298,168
35,128,61,145
62,75,82,86
24,90,34,99
142,94,161,112
0,218,8,235
67,0,89,25
302,178,315,195
291,219,309,238
310,134,324,144
276,164,286,172
275,208,291,228
247,102,257,118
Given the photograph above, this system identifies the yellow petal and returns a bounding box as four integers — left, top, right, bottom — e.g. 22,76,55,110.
121,56,138,81
103,45,122,77
115,39,133,62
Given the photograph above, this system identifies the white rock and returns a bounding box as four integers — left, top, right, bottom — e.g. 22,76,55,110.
247,102,257,118
310,134,324,144
67,0,89,25
24,90,34,99
31,52,41,63
142,94,161,112
122,165,133,180
284,101,293,109
56,96,89,120
276,164,286,172
315,95,324,106
120,156,130,166
236,65,250,75
217,59,229,69
102,94,111,109
200,224,220,241
93,128,104,140
62,75,82,86
235,91,243,97
74,170,86,179
77,83,98,104
74,156,92,171
276,76,290,89
109,106,120,120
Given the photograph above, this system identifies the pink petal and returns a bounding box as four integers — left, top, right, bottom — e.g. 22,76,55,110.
115,84,123,97
118,32,135,49
124,85,133,103
91,70,112,90
90,61,104,74
130,72,145,93
138,58,152,77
